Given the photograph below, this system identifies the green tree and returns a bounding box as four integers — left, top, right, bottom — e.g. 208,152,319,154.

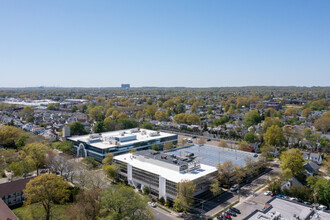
70,122,87,136
103,164,117,181
284,107,298,116
15,135,29,148
244,132,258,143
52,141,74,154
100,184,154,219
314,116,330,134
210,179,221,196
244,110,261,128
0,125,22,148
263,125,284,146
141,122,153,130
151,143,159,151
217,160,235,186
24,174,70,220
89,106,104,122
93,121,105,133
155,111,167,121
174,180,196,212
186,114,200,125
22,143,49,175
47,104,56,110
144,105,157,119
173,113,187,124
102,153,114,165
301,108,311,117
280,148,304,178
21,105,34,119
260,145,275,160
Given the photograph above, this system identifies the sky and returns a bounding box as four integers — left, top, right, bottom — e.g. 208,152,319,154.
0,0,329,87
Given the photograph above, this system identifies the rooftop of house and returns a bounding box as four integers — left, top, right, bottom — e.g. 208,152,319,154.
67,128,177,149
0,199,19,220
0,177,34,197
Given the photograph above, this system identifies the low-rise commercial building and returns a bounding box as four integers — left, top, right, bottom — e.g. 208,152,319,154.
114,150,217,201
67,128,178,161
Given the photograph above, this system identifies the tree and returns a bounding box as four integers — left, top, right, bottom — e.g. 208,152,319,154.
0,125,22,148
244,110,261,128
144,105,157,119
155,111,167,121
89,106,104,122
100,184,154,219
218,140,228,148
52,141,74,154
244,132,258,143
24,174,70,220
314,116,330,134
262,117,280,133
70,122,87,136
102,153,114,165
213,116,229,126
267,178,282,194
21,105,34,119
301,108,311,117
8,157,35,177
141,122,153,130
151,143,159,151
66,189,101,220
260,145,275,160
280,148,304,178
93,121,105,133
163,142,174,150
186,114,200,125
238,141,252,152
15,135,29,148
22,143,49,175
284,108,298,116
47,104,56,110
174,180,196,212
103,164,117,181
217,161,235,186
210,179,221,196
263,125,284,146
173,113,187,124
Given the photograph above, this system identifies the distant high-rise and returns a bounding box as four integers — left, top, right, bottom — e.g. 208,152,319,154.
121,84,130,90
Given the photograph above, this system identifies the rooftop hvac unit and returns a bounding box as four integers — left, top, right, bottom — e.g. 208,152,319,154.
130,128,139,133
89,134,99,139
149,131,159,137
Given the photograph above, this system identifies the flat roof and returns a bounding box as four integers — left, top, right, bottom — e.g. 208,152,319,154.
165,144,258,167
246,198,314,220
114,153,217,183
68,128,177,149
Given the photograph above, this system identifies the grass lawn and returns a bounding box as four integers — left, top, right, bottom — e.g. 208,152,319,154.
13,204,68,220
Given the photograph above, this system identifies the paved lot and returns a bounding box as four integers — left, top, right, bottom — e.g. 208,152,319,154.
153,206,180,220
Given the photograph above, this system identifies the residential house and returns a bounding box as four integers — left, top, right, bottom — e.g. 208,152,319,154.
303,161,319,176
281,177,303,191
302,152,322,165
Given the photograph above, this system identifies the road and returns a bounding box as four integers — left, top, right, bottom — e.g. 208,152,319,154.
205,161,281,218
153,206,180,220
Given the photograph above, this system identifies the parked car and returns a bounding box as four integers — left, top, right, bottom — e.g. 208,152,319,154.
276,194,285,198
40,169,48,174
230,207,240,214
192,136,197,139
225,209,237,217
207,138,211,142
230,184,239,192
245,178,252,184
317,205,327,210
218,213,231,219
148,202,156,208
264,191,272,196
303,201,311,205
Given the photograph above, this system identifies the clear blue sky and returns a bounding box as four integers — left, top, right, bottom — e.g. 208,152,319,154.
1,0,329,87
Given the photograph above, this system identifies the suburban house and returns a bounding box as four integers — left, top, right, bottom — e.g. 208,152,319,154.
0,177,34,207
302,152,323,165
281,177,303,191
303,161,319,176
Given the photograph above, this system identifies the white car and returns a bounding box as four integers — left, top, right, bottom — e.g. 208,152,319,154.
148,202,156,208
317,205,327,210
264,191,272,196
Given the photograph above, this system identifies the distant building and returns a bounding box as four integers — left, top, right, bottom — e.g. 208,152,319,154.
250,101,282,111
121,84,130,90
67,128,178,161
